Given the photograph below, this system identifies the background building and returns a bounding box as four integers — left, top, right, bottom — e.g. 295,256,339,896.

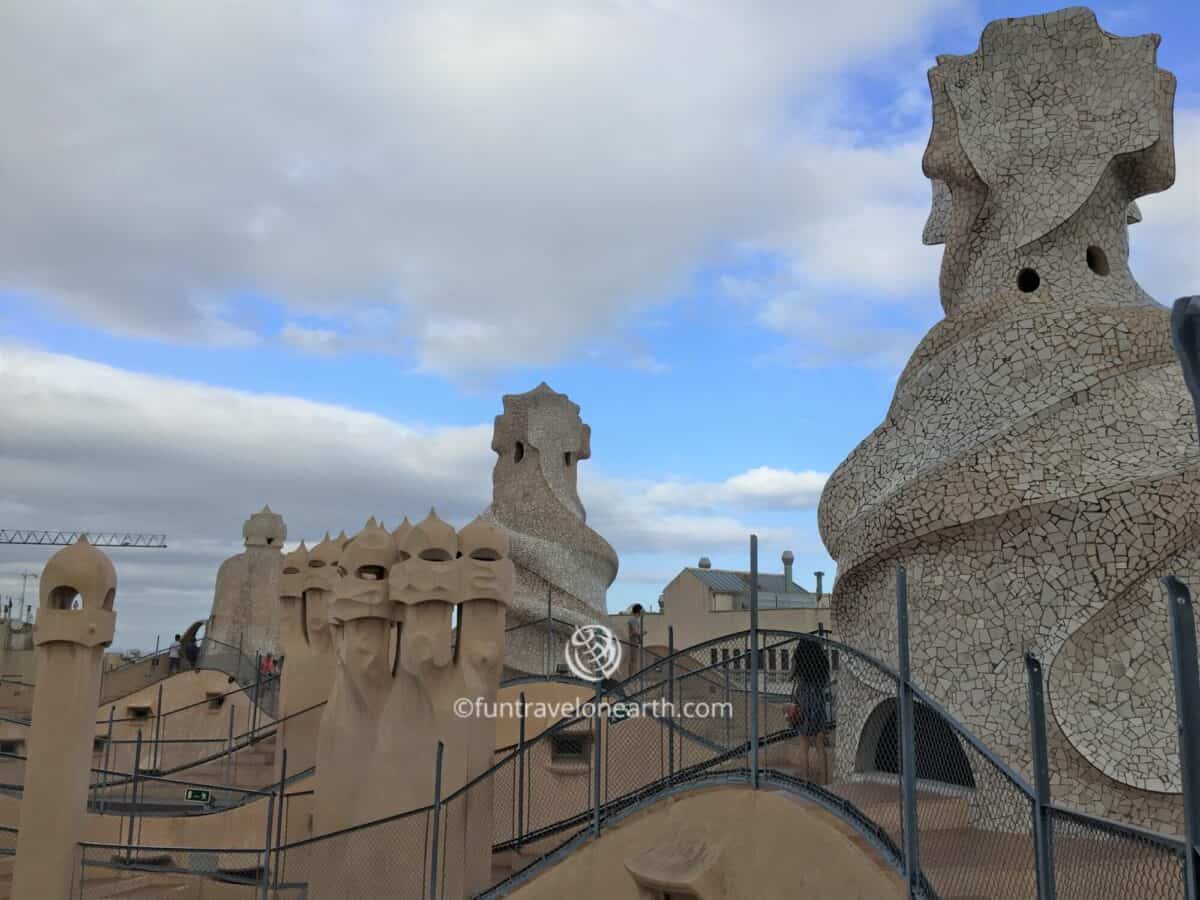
614,551,831,664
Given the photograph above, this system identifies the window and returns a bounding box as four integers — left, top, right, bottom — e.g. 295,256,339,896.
206,692,226,710
779,649,789,672
721,648,730,665
0,742,18,755
710,648,718,666
768,649,777,670
550,733,591,763
127,704,152,720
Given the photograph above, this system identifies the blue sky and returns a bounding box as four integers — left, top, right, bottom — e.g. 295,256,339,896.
1,1,1197,649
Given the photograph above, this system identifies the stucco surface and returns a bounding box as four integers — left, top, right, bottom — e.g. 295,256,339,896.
506,785,905,900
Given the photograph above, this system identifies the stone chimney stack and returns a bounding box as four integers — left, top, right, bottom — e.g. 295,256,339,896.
814,571,825,602
782,550,794,591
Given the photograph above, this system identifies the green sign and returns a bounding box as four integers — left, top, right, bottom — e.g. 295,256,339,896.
608,703,635,723
184,788,211,803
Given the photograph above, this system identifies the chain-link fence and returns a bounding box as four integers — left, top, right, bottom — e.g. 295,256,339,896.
273,803,433,898
63,611,1196,900
77,840,268,896
95,636,259,706
1049,806,1186,900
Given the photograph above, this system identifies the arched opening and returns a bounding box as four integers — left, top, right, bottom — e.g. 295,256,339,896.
513,441,525,463
418,547,452,562
355,564,387,581
563,451,572,467
48,586,81,610
1017,268,1040,293
1087,245,1110,276
855,699,975,788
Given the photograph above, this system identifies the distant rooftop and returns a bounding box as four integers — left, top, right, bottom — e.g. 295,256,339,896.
683,567,824,609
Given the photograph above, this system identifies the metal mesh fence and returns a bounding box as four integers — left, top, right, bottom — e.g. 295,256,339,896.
1049,806,1186,900
273,805,432,899
910,695,1038,900
78,841,267,895
45,626,1197,900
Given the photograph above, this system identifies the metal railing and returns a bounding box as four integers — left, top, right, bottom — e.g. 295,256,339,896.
72,561,1200,899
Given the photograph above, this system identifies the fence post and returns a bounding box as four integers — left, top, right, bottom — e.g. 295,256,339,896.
273,747,287,888
749,534,760,789
100,706,114,814
260,792,275,900
895,564,920,898
667,626,675,781
226,703,235,785
251,660,262,741
153,683,164,771
545,587,553,676
1025,653,1056,900
592,679,602,838
1164,575,1200,900
429,740,444,900
126,731,143,863
724,662,732,748
517,691,526,848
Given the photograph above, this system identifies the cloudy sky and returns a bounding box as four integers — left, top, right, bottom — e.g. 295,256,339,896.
2,1,1198,650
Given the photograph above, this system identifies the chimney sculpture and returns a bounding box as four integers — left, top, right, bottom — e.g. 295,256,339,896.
13,538,116,898
819,7,1193,830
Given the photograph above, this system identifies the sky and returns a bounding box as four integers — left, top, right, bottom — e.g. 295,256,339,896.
1,1,1198,651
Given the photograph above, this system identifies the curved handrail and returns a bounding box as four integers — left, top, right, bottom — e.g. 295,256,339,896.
94,621,1192,900
96,672,281,726
605,625,1037,800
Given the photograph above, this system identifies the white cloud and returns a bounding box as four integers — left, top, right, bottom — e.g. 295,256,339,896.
0,347,825,647
642,466,827,511
279,323,343,357
0,0,959,374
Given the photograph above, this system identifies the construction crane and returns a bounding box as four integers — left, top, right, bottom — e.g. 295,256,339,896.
0,530,168,548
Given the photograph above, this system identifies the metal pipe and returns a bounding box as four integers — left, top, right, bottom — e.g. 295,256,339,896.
260,793,275,900
226,704,235,785
126,731,143,863
428,741,445,900
153,683,164,771
1165,575,1200,900
724,662,732,748
1025,653,1057,900
517,691,526,848
749,534,760,789
100,706,114,813
592,678,602,837
895,564,920,896
273,748,288,888
667,626,675,780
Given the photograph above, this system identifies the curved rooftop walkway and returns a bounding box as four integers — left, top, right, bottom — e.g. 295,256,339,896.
0,627,1189,898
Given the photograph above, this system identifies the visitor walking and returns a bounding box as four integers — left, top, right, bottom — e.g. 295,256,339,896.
785,638,831,783
183,632,200,670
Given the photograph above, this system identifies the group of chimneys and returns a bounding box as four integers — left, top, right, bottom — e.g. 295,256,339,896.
696,550,824,600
